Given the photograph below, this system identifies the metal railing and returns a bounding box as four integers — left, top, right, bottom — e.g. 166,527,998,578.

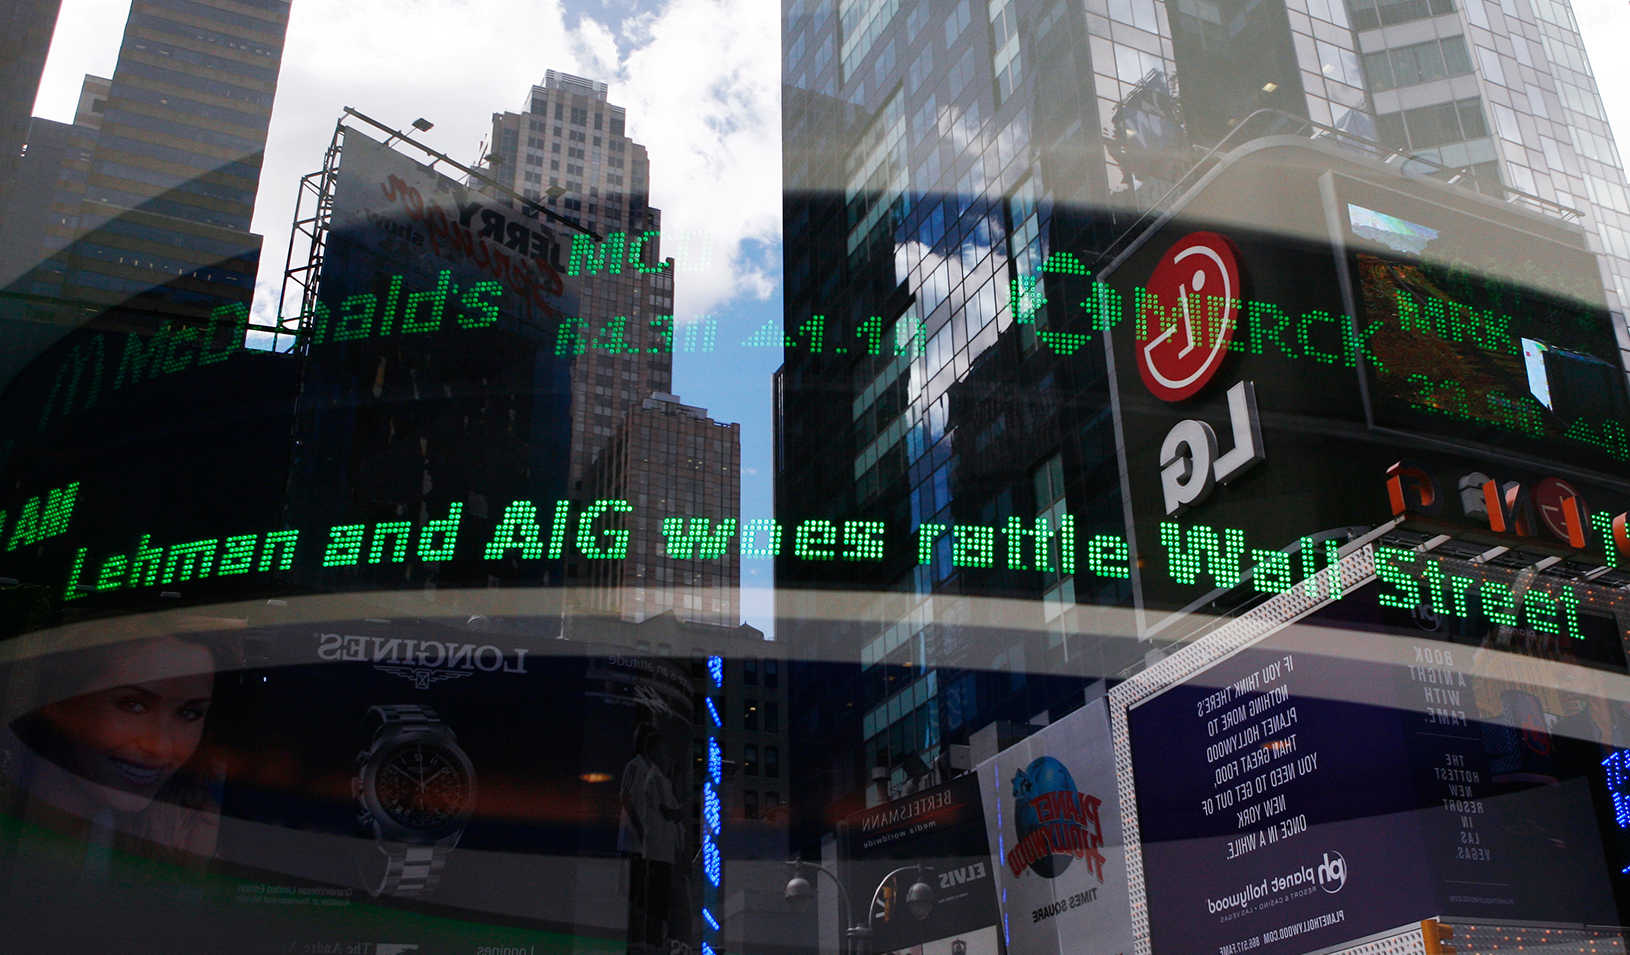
1087,108,1583,277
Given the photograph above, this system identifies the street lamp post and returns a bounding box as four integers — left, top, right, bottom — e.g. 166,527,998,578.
785,861,935,955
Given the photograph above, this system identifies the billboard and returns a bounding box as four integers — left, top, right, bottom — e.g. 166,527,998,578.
977,698,1134,955
1097,140,1630,638
283,129,580,591
1124,568,1623,955
841,774,1000,955
0,624,699,954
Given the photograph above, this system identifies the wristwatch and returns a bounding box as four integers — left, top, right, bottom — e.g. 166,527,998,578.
353,704,476,897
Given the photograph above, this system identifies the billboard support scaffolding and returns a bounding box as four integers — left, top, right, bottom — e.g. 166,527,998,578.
274,118,344,354
275,107,602,355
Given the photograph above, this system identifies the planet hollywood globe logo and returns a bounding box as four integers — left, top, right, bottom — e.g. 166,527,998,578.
1006,757,1108,882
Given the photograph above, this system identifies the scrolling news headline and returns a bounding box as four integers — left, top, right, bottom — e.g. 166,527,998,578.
6,483,1596,634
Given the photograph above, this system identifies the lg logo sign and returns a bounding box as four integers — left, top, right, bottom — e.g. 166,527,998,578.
1136,232,1265,515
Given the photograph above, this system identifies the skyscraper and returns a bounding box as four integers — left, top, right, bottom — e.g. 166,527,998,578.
778,0,1630,831
0,0,64,234
487,72,744,619
486,70,677,498
585,392,742,627
20,0,291,325
1352,0,1630,364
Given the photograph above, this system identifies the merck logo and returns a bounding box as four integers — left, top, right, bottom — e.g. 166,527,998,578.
1318,851,1347,893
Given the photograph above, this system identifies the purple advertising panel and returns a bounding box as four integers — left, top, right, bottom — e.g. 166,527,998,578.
1129,628,1433,955
1127,573,1622,955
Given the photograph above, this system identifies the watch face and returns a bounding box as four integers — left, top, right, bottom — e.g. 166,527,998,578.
372,739,473,831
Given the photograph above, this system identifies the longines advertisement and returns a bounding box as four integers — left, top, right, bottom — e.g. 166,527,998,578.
0,622,698,954
976,698,1133,955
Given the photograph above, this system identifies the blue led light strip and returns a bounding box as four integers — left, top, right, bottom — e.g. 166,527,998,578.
702,655,725,952
1603,751,1630,829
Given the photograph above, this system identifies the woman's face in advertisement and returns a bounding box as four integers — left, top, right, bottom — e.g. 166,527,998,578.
35,638,214,812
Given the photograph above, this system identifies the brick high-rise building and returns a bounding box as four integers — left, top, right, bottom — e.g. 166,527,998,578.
585,392,742,628
779,0,1630,829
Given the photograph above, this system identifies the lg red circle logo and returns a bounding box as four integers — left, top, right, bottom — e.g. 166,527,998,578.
1136,232,1242,402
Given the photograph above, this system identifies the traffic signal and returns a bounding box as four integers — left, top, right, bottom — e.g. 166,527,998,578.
1421,919,1456,955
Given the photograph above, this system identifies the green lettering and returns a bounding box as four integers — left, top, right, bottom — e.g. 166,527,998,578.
1295,311,1348,365
1250,549,1292,593
1160,522,1245,588
42,336,105,429
1247,301,1295,358
258,530,299,571
952,525,996,568
740,519,782,558
131,534,163,585
1523,590,1559,634
378,275,404,336
163,539,218,584
843,521,886,560
1003,517,1052,571
5,497,39,551
458,281,502,328
1483,581,1517,627
217,535,256,575
368,521,412,563
401,271,455,334
418,504,463,561
547,500,571,559
1087,534,1129,579
324,525,366,567
200,304,248,365
63,548,89,601
576,499,632,559
917,523,947,566
555,316,590,355
567,232,627,276
793,519,839,560
1374,546,1418,608
485,502,545,559
333,294,377,341
39,483,78,540
1559,586,1584,640
663,518,739,560
95,553,129,589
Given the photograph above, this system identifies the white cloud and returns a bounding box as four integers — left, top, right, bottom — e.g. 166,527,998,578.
32,0,127,121
247,0,584,327
599,0,783,318
1574,0,1630,161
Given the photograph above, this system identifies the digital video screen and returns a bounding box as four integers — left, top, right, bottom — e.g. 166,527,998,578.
1338,176,1630,475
